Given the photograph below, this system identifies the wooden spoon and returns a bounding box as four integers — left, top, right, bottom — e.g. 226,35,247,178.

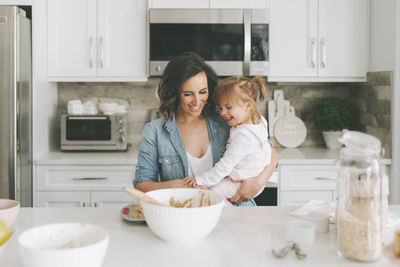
123,187,168,207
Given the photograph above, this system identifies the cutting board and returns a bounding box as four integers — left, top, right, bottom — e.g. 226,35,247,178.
268,90,289,137
274,107,307,148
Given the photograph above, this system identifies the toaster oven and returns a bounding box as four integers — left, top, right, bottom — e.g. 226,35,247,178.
61,114,128,151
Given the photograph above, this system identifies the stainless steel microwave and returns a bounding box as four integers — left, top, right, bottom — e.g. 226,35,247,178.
149,9,269,76
61,114,128,151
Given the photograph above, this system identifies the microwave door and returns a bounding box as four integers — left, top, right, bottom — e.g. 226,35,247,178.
250,9,269,76
149,9,245,76
61,116,116,146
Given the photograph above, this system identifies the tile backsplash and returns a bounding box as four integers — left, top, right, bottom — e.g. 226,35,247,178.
58,71,392,156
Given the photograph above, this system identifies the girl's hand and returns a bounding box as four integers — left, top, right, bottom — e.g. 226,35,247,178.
228,177,263,204
183,177,198,187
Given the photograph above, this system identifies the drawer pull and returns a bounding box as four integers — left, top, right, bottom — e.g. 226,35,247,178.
73,177,108,181
314,176,336,180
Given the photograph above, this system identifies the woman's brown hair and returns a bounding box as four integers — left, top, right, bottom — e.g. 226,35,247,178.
213,76,268,123
158,52,218,120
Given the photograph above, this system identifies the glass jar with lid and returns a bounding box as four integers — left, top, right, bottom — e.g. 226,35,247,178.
336,131,388,262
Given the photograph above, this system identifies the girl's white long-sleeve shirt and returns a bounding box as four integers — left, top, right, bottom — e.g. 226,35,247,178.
195,116,271,187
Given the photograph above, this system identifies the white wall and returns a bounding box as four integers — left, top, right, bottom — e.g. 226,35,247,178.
369,0,396,71
32,0,58,158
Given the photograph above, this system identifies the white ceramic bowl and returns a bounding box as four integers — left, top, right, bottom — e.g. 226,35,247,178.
285,220,316,245
18,223,109,267
98,103,118,115
141,188,224,244
0,199,20,230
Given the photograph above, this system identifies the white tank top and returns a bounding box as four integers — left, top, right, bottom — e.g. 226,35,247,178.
186,145,213,177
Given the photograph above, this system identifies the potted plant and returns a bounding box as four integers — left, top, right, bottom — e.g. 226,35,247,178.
314,97,356,149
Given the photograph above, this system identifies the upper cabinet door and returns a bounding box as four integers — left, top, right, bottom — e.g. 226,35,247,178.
47,0,97,77
150,0,209,8
269,0,318,78
318,0,368,78
97,0,147,78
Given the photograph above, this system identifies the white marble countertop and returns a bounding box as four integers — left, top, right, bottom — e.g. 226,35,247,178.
2,206,399,266
35,147,392,165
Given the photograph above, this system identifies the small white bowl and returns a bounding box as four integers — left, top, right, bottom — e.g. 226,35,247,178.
303,211,330,233
0,199,20,230
18,223,109,267
285,220,316,245
141,188,224,244
98,103,118,115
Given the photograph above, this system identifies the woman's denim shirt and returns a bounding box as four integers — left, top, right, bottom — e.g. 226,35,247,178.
134,113,229,186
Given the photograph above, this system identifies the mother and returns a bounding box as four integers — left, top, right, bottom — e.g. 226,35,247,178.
134,52,278,205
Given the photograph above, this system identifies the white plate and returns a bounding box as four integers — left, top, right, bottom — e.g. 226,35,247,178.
120,204,146,223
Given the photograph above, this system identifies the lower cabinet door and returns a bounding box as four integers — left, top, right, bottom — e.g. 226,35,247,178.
35,192,90,207
91,191,138,208
279,191,333,206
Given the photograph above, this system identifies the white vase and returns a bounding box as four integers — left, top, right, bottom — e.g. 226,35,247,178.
322,131,343,150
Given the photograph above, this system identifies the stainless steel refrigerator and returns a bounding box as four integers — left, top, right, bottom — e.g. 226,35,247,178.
0,6,32,207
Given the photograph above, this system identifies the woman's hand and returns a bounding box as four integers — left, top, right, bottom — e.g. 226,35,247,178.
228,177,264,204
228,148,278,204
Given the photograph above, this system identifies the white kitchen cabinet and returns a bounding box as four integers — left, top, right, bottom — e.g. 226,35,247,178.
269,0,368,82
91,191,137,208
278,164,339,206
150,0,209,8
149,0,268,9
47,0,147,81
210,0,268,9
36,192,91,207
34,165,135,208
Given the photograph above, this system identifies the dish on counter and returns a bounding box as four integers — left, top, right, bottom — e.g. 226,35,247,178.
121,204,146,223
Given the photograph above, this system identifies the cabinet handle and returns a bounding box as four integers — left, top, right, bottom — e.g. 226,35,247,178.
73,177,108,181
314,176,336,180
99,36,104,68
80,201,86,207
320,38,326,68
311,38,316,68
89,37,94,68
94,202,97,208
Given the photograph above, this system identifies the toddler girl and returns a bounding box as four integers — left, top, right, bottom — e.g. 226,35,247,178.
183,76,271,204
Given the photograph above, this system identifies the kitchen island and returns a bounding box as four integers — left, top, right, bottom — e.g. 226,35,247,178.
2,206,399,266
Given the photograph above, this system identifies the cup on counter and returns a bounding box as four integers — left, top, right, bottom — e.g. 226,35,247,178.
82,101,99,115
302,211,330,233
67,100,83,115
285,220,316,245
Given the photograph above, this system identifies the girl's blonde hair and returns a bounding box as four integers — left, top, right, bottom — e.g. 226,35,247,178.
213,76,268,123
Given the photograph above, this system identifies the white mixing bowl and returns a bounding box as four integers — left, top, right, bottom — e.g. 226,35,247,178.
18,223,109,267
141,188,224,244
